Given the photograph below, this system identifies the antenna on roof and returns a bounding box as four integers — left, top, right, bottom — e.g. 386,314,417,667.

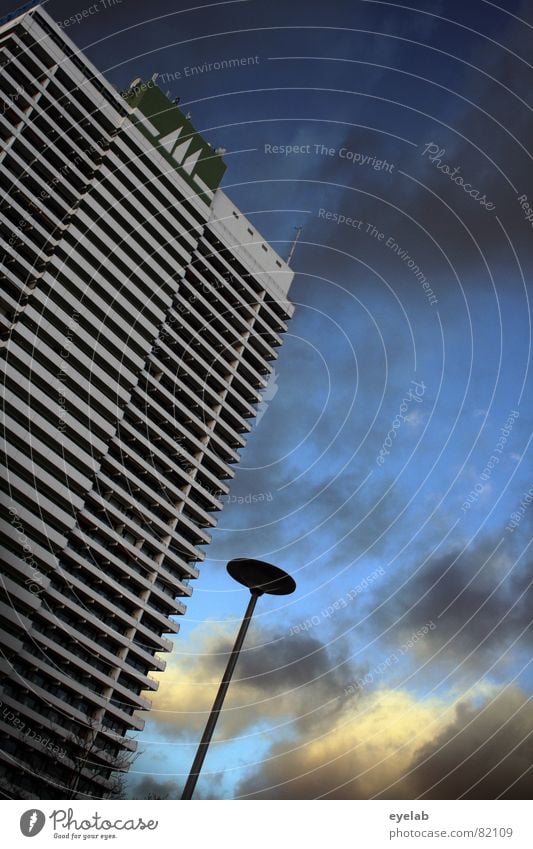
287,226,302,267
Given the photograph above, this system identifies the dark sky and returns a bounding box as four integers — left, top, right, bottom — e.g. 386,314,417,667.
4,0,532,800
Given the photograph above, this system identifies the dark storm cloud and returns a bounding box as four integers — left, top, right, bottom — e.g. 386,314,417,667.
205,625,355,697
216,1,533,296
148,622,367,738
211,463,429,586
47,0,533,299
368,535,532,677
132,775,182,799
131,770,227,799
391,685,533,800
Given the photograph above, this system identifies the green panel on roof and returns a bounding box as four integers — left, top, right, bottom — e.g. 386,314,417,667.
123,81,226,195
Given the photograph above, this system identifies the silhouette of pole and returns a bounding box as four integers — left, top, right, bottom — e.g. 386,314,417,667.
181,589,261,800
181,558,296,800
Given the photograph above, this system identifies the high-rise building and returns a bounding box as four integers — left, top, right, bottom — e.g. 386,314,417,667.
0,6,294,799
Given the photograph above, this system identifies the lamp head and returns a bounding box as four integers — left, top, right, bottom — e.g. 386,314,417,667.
227,558,296,596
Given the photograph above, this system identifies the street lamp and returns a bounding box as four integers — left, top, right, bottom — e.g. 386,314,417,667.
181,558,296,800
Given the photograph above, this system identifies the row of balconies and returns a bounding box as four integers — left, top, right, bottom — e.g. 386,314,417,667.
76,506,201,583
97,155,198,265
33,548,166,689
22,625,153,715
38,588,166,690
162,308,265,404
152,330,256,421
1,465,77,547
111,129,208,233
0,134,74,219
86,482,209,565
146,349,253,443
103,442,225,526
0,170,65,244
179,272,278,378
170,295,273,395
193,239,288,340
202,231,292,323
2,380,106,493
38,268,147,377
62,220,167,345
0,433,87,529
130,381,234,483
4,335,123,449
78,515,196,599
140,371,242,460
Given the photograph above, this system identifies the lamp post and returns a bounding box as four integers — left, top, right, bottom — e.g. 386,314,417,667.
181,558,296,800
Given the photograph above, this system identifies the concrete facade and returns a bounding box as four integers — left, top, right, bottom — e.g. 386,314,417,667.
0,6,293,798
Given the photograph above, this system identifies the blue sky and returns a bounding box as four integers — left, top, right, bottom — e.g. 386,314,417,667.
27,0,533,798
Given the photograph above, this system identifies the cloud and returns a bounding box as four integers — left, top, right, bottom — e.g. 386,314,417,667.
404,409,425,427
236,684,532,799
367,537,532,681
131,775,181,800
397,685,533,800
146,622,364,740
141,620,531,800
